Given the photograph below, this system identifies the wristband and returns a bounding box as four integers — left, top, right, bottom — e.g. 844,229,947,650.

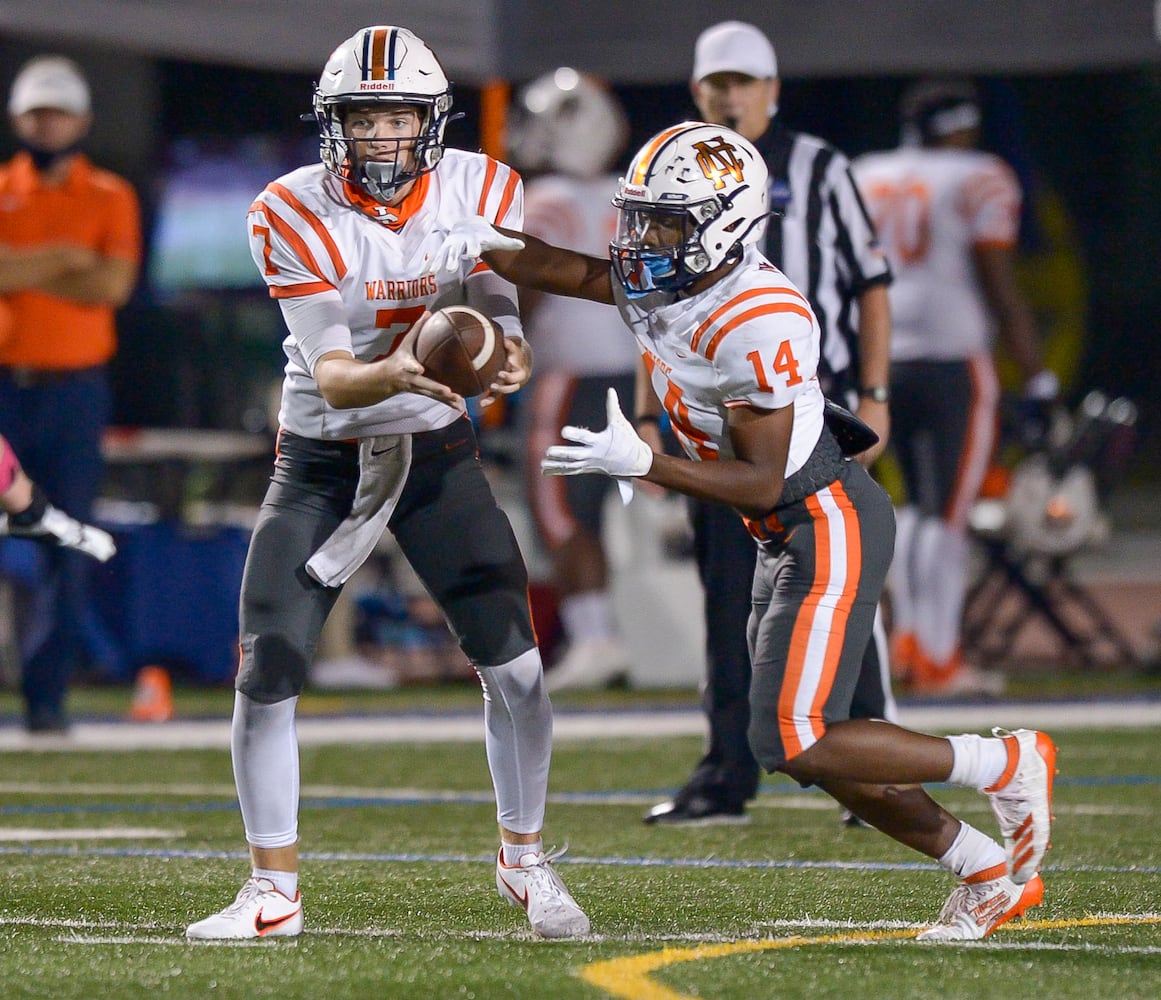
859,386,890,404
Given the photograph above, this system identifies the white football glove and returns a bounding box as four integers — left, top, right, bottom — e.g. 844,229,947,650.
1,505,117,562
541,388,653,504
429,216,526,279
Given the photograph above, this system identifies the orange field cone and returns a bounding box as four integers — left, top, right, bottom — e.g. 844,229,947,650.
129,664,174,722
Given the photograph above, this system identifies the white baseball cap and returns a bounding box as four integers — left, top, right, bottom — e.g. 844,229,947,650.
692,21,778,82
8,56,91,116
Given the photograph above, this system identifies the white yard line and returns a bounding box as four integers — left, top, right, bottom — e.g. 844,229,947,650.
0,827,181,841
1,699,1158,752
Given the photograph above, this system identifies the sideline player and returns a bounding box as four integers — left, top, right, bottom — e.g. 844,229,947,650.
506,68,636,691
432,121,1056,941
0,432,115,561
853,79,1058,692
184,26,588,941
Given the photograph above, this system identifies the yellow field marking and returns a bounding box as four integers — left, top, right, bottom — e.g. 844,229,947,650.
578,915,1161,1000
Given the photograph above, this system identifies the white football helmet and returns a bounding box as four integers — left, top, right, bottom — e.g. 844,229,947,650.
506,68,628,178
312,26,455,203
610,121,769,297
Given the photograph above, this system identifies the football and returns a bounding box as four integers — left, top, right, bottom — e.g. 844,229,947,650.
414,306,507,398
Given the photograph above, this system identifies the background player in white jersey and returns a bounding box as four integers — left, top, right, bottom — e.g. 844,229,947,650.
505,68,636,692
433,121,1056,941
853,79,1058,693
185,26,588,941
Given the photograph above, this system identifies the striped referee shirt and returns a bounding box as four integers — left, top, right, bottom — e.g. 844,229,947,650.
755,121,892,396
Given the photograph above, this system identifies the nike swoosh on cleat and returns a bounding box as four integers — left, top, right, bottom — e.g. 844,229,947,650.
254,907,300,934
498,874,529,910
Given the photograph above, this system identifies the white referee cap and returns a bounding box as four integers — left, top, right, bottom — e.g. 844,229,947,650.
9,56,91,116
693,21,778,82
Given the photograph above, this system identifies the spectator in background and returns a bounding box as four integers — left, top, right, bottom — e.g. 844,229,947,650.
642,21,896,825
0,55,141,733
852,79,1058,693
505,68,636,691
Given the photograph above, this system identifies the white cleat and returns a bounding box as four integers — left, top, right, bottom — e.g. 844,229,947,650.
186,877,303,940
546,638,631,693
917,867,1044,942
985,728,1057,884
495,846,590,938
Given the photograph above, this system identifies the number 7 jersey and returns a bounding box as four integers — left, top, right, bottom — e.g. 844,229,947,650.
247,149,523,439
614,244,825,476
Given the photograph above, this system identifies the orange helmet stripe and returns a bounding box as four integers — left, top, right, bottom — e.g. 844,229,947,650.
366,27,390,81
630,124,691,185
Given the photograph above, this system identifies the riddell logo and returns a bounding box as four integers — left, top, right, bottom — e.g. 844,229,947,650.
359,82,397,91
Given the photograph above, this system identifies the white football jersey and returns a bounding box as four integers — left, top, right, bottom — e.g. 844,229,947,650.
247,149,523,439
613,244,825,477
522,173,639,376
852,146,1021,361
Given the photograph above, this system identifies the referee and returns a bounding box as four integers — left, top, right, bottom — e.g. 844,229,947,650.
643,20,896,826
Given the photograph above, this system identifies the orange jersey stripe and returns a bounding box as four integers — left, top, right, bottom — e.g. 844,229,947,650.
266,183,349,281
703,302,813,362
690,286,808,355
269,280,337,298
477,158,499,216
493,165,520,225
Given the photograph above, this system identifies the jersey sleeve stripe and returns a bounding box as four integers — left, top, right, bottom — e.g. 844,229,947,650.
476,158,499,216
690,286,809,354
269,280,338,299
260,205,330,286
702,302,814,362
493,166,521,226
267,182,349,281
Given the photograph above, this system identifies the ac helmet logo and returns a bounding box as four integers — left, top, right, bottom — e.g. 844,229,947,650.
693,138,746,191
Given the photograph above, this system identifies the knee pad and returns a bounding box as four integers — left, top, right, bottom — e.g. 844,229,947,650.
236,632,311,703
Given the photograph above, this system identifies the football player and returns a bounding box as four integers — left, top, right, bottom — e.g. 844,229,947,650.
852,79,1058,693
432,121,1056,942
506,68,637,692
185,26,588,941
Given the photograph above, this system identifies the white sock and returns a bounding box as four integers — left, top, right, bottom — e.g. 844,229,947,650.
253,866,299,899
937,822,1007,880
502,839,543,866
946,733,1009,790
559,590,615,643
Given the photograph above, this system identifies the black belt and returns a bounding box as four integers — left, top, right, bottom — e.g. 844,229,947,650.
0,366,96,388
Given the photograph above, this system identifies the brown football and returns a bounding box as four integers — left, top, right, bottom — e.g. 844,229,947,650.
414,306,507,398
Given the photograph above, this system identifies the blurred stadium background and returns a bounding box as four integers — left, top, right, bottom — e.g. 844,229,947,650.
1,1,1159,692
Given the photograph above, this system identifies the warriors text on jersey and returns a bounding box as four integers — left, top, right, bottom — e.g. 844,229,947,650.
247,149,522,439
852,146,1021,362
612,244,825,477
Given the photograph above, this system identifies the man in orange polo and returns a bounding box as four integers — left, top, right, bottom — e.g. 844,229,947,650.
0,55,141,732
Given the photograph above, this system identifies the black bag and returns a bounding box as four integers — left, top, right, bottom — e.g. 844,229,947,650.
823,398,879,457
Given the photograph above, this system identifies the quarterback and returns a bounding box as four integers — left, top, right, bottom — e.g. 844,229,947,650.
434,121,1056,941
185,26,588,940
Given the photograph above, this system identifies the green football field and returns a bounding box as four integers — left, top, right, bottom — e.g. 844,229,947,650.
1,689,1159,999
